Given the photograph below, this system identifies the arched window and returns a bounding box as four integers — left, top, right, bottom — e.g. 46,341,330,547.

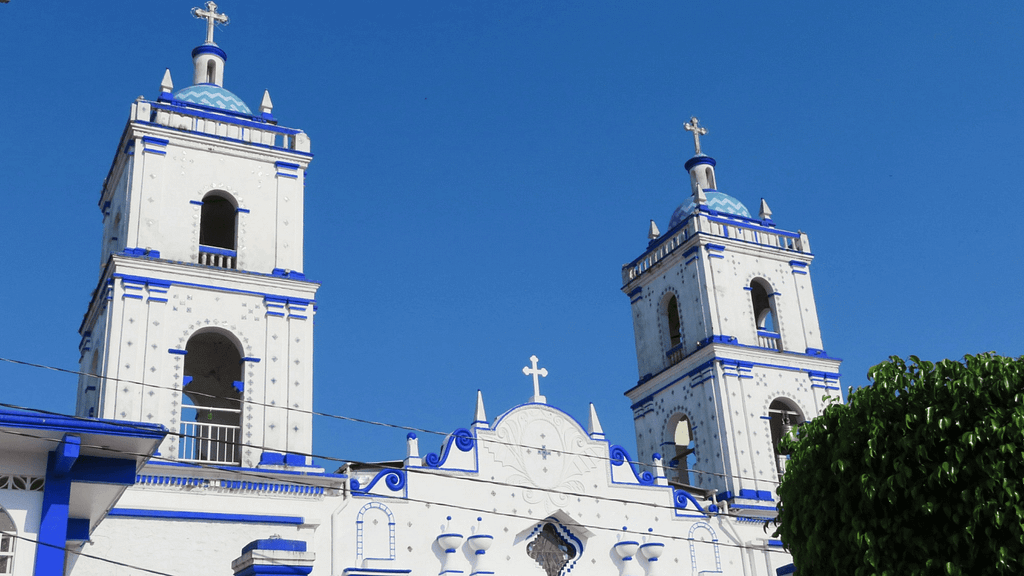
664,293,684,365
668,414,696,485
527,523,577,576
0,506,16,575
750,279,781,350
179,330,243,465
768,398,804,480
199,193,236,250
705,166,716,190
206,60,216,84
667,295,682,347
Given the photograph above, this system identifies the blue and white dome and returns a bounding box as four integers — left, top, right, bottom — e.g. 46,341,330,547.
668,191,751,229
174,84,252,115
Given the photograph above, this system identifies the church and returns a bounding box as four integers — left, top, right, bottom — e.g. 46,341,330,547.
0,4,842,575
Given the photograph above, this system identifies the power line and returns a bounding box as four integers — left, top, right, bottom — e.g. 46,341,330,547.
8,532,178,576
0,356,781,487
0,405,755,519
0,412,786,557
0,426,788,560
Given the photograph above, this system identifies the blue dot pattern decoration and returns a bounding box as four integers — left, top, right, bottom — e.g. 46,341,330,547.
668,191,752,229
173,84,252,115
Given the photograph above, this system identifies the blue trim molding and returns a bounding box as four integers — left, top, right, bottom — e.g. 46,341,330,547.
684,155,716,171
191,44,227,61
108,508,303,525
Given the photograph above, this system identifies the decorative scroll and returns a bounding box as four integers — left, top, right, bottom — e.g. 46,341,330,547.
424,428,475,468
350,469,406,495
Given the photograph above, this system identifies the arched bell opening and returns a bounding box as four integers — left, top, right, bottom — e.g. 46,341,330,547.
666,413,697,486
663,293,685,366
750,278,781,351
198,191,238,269
179,329,244,465
768,398,804,480
206,60,217,84
704,166,716,189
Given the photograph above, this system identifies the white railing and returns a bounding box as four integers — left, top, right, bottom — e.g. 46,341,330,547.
623,212,810,284
705,219,803,251
178,420,241,465
198,245,236,269
623,219,697,283
757,330,782,351
665,343,686,367
139,101,310,152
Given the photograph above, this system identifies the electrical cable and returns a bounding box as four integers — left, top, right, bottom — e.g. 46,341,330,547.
0,396,781,519
7,532,178,576
0,356,782,487
0,428,788,560
0,419,789,557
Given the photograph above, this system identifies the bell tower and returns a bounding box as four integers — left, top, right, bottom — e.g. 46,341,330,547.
621,117,841,508
75,3,318,469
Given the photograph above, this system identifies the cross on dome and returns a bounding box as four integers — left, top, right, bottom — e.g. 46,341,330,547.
192,2,229,45
522,355,548,404
684,116,708,156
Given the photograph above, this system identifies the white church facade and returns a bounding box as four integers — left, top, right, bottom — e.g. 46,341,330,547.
0,4,844,575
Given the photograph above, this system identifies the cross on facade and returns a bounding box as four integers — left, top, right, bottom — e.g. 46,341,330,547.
192,2,229,44
684,116,708,156
522,355,548,403
538,445,551,460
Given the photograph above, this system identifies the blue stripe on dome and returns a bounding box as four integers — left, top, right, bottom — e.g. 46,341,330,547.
669,191,752,229
173,85,252,115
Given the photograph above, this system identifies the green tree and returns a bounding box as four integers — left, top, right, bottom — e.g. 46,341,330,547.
776,353,1024,575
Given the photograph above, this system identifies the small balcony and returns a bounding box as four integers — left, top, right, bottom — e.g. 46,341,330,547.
757,330,782,351
198,245,236,269
665,342,685,367
179,407,241,465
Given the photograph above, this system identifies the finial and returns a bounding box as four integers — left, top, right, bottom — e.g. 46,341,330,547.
406,432,421,466
683,116,708,156
473,389,488,428
522,355,548,404
160,69,174,94
588,403,605,439
259,90,274,114
192,2,229,45
647,220,660,240
759,198,772,220
693,181,707,205
652,453,668,486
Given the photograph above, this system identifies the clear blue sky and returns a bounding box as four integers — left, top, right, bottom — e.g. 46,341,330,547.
1,1,1022,467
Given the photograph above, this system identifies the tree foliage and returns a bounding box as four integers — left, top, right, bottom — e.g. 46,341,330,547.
776,353,1024,575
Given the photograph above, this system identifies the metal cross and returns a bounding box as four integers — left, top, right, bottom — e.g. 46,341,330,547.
192,2,230,44
522,355,548,402
684,116,708,156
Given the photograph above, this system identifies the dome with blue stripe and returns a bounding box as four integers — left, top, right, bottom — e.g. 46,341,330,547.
174,84,252,115
668,191,752,229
